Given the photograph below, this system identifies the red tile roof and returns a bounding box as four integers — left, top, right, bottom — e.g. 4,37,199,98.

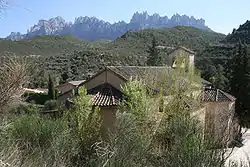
202,89,236,102
89,84,122,106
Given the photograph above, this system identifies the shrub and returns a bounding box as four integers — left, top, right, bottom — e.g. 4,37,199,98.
10,115,67,149
44,100,58,111
0,114,69,166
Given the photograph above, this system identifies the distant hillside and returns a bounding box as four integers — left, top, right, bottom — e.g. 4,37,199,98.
6,11,211,41
224,20,250,44
0,26,226,88
0,35,97,57
107,26,225,56
0,26,225,59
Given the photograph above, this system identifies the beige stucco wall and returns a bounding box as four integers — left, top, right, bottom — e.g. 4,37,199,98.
204,101,235,146
167,49,195,72
100,106,117,137
106,70,125,90
83,70,125,91
161,93,236,145
84,71,106,90
58,84,74,95
57,90,73,101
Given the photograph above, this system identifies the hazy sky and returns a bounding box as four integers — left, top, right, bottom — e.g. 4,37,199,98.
0,0,250,37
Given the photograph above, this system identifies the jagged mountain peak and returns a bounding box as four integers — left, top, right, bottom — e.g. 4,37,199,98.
6,11,211,41
74,16,109,25
237,20,250,31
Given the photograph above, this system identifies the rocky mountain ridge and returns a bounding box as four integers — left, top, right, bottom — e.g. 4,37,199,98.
6,11,211,41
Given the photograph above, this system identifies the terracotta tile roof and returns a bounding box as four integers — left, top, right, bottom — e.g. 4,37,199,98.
202,89,236,102
88,83,122,106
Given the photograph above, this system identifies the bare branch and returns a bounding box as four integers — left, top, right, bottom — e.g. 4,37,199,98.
0,57,29,114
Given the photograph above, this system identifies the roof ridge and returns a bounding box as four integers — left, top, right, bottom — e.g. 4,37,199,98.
178,46,195,54
107,65,171,68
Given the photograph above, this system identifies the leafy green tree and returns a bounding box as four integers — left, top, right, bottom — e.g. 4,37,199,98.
146,36,160,66
48,74,56,100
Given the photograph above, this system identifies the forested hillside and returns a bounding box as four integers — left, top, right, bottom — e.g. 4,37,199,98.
197,20,250,91
0,35,94,57
0,26,225,88
224,20,250,44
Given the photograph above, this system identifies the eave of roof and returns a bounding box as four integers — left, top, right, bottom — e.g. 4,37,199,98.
168,46,196,55
57,80,86,88
68,80,86,86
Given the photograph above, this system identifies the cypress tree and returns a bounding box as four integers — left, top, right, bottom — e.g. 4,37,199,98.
146,36,160,66
241,45,250,123
48,74,56,100
230,42,250,126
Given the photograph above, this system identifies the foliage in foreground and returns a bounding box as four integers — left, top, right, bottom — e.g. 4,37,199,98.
0,73,246,166
0,87,102,167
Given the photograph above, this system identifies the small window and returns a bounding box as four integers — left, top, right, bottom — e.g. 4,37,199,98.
159,97,164,112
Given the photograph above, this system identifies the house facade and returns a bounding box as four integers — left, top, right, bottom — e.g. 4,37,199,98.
57,80,85,101
167,46,195,71
202,89,237,146
58,46,237,145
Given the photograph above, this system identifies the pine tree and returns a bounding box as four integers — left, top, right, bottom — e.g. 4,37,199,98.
214,64,229,90
241,45,250,122
146,36,160,66
230,42,250,126
48,74,56,100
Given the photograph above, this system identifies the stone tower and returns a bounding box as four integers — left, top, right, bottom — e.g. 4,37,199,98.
167,46,195,72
